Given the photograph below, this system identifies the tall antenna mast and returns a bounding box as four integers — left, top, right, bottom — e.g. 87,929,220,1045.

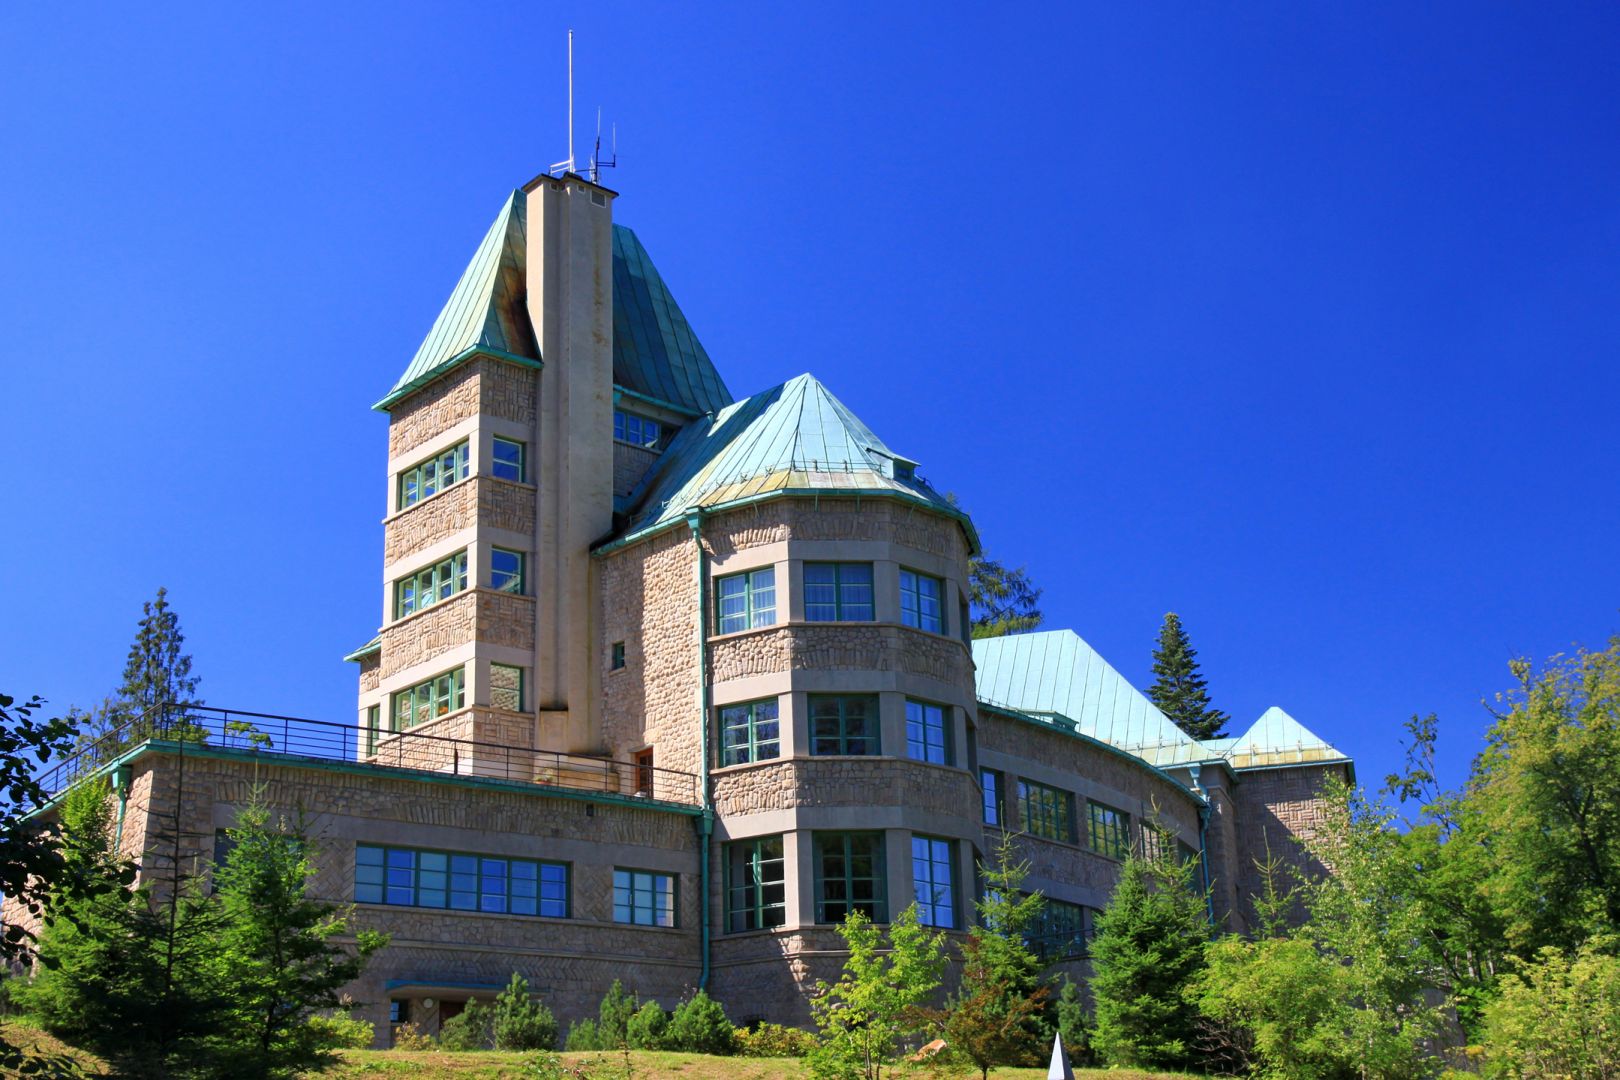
589,107,618,184
549,29,576,177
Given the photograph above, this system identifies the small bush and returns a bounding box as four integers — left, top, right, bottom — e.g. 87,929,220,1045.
527,1050,596,1079
1479,945,1620,1079
565,1017,603,1051
392,1021,434,1051
597,979,637,1048
735,1022,816,1058
307,1011,376,1050
665,990,737,1055
495,972,559,1051
627,1000,670,1049
438,1000,494,1051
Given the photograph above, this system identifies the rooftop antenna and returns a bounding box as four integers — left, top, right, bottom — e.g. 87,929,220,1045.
548,29,576,177
589,107,618,184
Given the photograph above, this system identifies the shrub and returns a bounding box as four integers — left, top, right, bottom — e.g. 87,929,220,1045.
306,1011,376,1049
597,978,637,1048
438,1000,494,1051
735,1022,816,1058
627,1000,670,1049
565,1017,603,1051
391,1021,434,1051
665,990,737,1055
1478,945,1620,1079
494,972,559,1051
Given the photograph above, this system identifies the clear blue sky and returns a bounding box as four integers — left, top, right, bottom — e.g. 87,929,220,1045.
3,3,1617,794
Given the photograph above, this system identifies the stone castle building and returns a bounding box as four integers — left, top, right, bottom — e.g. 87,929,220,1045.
22,170,1352,1044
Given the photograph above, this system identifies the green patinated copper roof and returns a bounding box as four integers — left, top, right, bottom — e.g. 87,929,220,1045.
973,630,1209,760
342,635,381,663
376,192,538,410
376,191,730,417
1219,705,1350,770
612,225,732,416
611,373,974,550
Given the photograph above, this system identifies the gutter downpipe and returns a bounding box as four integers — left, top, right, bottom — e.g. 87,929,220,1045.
1189,765,1216,928
111,764,133,853
687,510,714,990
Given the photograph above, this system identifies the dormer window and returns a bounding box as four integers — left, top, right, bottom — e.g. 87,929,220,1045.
614,411,662,450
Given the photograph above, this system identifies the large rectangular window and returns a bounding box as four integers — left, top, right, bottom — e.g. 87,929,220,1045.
810,695,879,756
398,440,469,509
613,869,676,927
804,563,875,622
1027,896,1089,961
1017,779,1074,843
905,700,950,765
394,550,469,619
725,836,786,933
720,699,781,766
981,768,1003,826
715,567,776,634
911,835,955,929
899,570,944,634
490,548,525,594
613,411,662,449
1089,801,1130,861
355,844,567,917
490,664,524,712
814,832,886,924
491,437,526,482
391,668,464,730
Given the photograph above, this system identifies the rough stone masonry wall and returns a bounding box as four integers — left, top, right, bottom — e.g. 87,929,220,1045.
1233,763,1350,927
117,748,701,1045
704,498,970,565
387,358,536,460
613,442,660,499
383,478,535,567
709,623,965,684
711,758,978,818
379,589,536,680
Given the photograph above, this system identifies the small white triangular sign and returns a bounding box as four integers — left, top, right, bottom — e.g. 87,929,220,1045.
1048,1032,1075,1080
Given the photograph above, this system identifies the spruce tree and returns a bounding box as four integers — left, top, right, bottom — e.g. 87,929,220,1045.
113,586,203,740
1147,613,1228,740
1089,853,1209,1070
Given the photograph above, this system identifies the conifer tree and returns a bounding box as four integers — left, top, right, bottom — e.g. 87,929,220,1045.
1146,613,1228,740
212,797,386,1079
112,586,203,740
1089,852,1209,1070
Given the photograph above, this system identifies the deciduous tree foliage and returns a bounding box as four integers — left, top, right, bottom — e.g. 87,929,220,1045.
808,904,945,1080
1146,612,1228,741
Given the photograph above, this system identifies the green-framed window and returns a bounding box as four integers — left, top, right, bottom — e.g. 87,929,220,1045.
613,868,676,927
715,567,775,634
398,440,469,509
491,437,525,482
391,668,464,730
394,550,469,618
490,548,525,594
614,411,662,449
1017,779,1074,842
725,836,786,933
810,695,879,756
905,700,950,765
813,832,886,924
1088,800,1130,860
365,704,380,756
1027,896,1089,961
720,699,781,766
355,844,568,917
981,768,1003,826
804,562,874,622
491,663,524,712
610,641,626,670
899,570,944,633
911,835,955,929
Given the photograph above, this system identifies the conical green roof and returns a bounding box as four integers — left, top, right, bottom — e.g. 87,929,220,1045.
376,193,731,416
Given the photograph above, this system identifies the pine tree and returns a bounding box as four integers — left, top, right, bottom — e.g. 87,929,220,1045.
1089,853,1209,1070
1146,613,1228,740
969,557,1045,638
113,587,203,740
211,796,387,1079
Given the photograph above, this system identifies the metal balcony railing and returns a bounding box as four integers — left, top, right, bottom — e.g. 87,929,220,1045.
38,704,700,807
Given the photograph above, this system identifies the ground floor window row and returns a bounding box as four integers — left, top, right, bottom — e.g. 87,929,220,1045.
715,694,956,766
354,844,675,927
981,767,1190,862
